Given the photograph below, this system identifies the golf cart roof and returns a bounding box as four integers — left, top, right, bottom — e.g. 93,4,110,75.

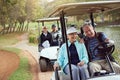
49,1,120,17
36,17,68,22
36,17,60,22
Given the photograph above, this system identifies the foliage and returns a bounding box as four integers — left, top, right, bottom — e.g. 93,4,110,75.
104,8,120,22
28,29,38,44
25,0,44,21
113,49,120,65
0,0,119,34
29,35,38,43
40,0,120,25
0,0,44,34
42,0,76,16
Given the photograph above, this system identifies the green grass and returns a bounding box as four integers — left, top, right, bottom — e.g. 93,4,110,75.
113,49,120,65
9,57,32,80
2,47,21,55
0,32,24,47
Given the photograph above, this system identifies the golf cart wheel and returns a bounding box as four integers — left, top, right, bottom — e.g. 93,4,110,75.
39,59,47,72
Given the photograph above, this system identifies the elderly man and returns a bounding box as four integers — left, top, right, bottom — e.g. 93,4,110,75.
53,26,89,80
81,22,120,77
40,26,53,48
51,24,59,46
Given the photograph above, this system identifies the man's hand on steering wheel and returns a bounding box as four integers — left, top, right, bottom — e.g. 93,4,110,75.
93,40,115,56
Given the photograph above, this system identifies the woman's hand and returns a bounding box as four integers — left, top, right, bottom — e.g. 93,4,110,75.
79,38,84,43
53,62,59,70
77,61,85,66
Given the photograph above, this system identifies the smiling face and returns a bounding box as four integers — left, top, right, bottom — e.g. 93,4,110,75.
52,26,57,32
82,24,95,38
67,32,77,43
42,27,48,33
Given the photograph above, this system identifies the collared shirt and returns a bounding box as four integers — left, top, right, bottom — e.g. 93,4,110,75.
51,31,59,41
69,43,80,65
40,32,53,46
43,33,47,36
88,33,107,61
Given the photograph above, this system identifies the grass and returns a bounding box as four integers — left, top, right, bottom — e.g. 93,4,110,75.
113,49,120,65
9,56,32,80
0,32,32,80
2,47,21,55
0,32,24,47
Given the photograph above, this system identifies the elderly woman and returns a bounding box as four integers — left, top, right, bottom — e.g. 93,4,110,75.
53,27,89,80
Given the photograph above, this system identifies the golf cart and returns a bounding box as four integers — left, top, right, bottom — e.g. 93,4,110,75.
36,17,61,72
49,1,120,80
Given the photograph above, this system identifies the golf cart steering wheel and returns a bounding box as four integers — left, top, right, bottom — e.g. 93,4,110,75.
93,41,115,56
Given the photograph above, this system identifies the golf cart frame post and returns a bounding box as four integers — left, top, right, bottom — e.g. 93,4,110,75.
60,11,73,80
49,1,120,80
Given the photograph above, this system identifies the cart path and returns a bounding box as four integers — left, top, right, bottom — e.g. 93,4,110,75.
13,33,53,80
0,50,20,80
13,33,39,62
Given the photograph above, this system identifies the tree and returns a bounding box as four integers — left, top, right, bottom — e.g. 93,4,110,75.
0,0,44,34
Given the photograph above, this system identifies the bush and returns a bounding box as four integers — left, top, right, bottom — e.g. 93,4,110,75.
28,28,39,44
29,35,37,43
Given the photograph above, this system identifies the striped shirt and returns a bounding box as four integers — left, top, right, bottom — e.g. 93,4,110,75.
89,33,107,60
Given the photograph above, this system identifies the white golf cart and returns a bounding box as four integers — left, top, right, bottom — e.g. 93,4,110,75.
36,17,61,72
49,1,120,80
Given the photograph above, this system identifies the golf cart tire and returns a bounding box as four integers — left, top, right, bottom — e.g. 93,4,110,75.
39,59,47,72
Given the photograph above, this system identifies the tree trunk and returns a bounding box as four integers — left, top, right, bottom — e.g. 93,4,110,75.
25,21,29,31
21,22,24,31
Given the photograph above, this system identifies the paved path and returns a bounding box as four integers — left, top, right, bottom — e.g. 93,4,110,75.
13,33,39,61
12,33,53,80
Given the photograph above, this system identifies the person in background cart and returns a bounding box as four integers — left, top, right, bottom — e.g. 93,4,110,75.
51,24,60,46
40,26,53,48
